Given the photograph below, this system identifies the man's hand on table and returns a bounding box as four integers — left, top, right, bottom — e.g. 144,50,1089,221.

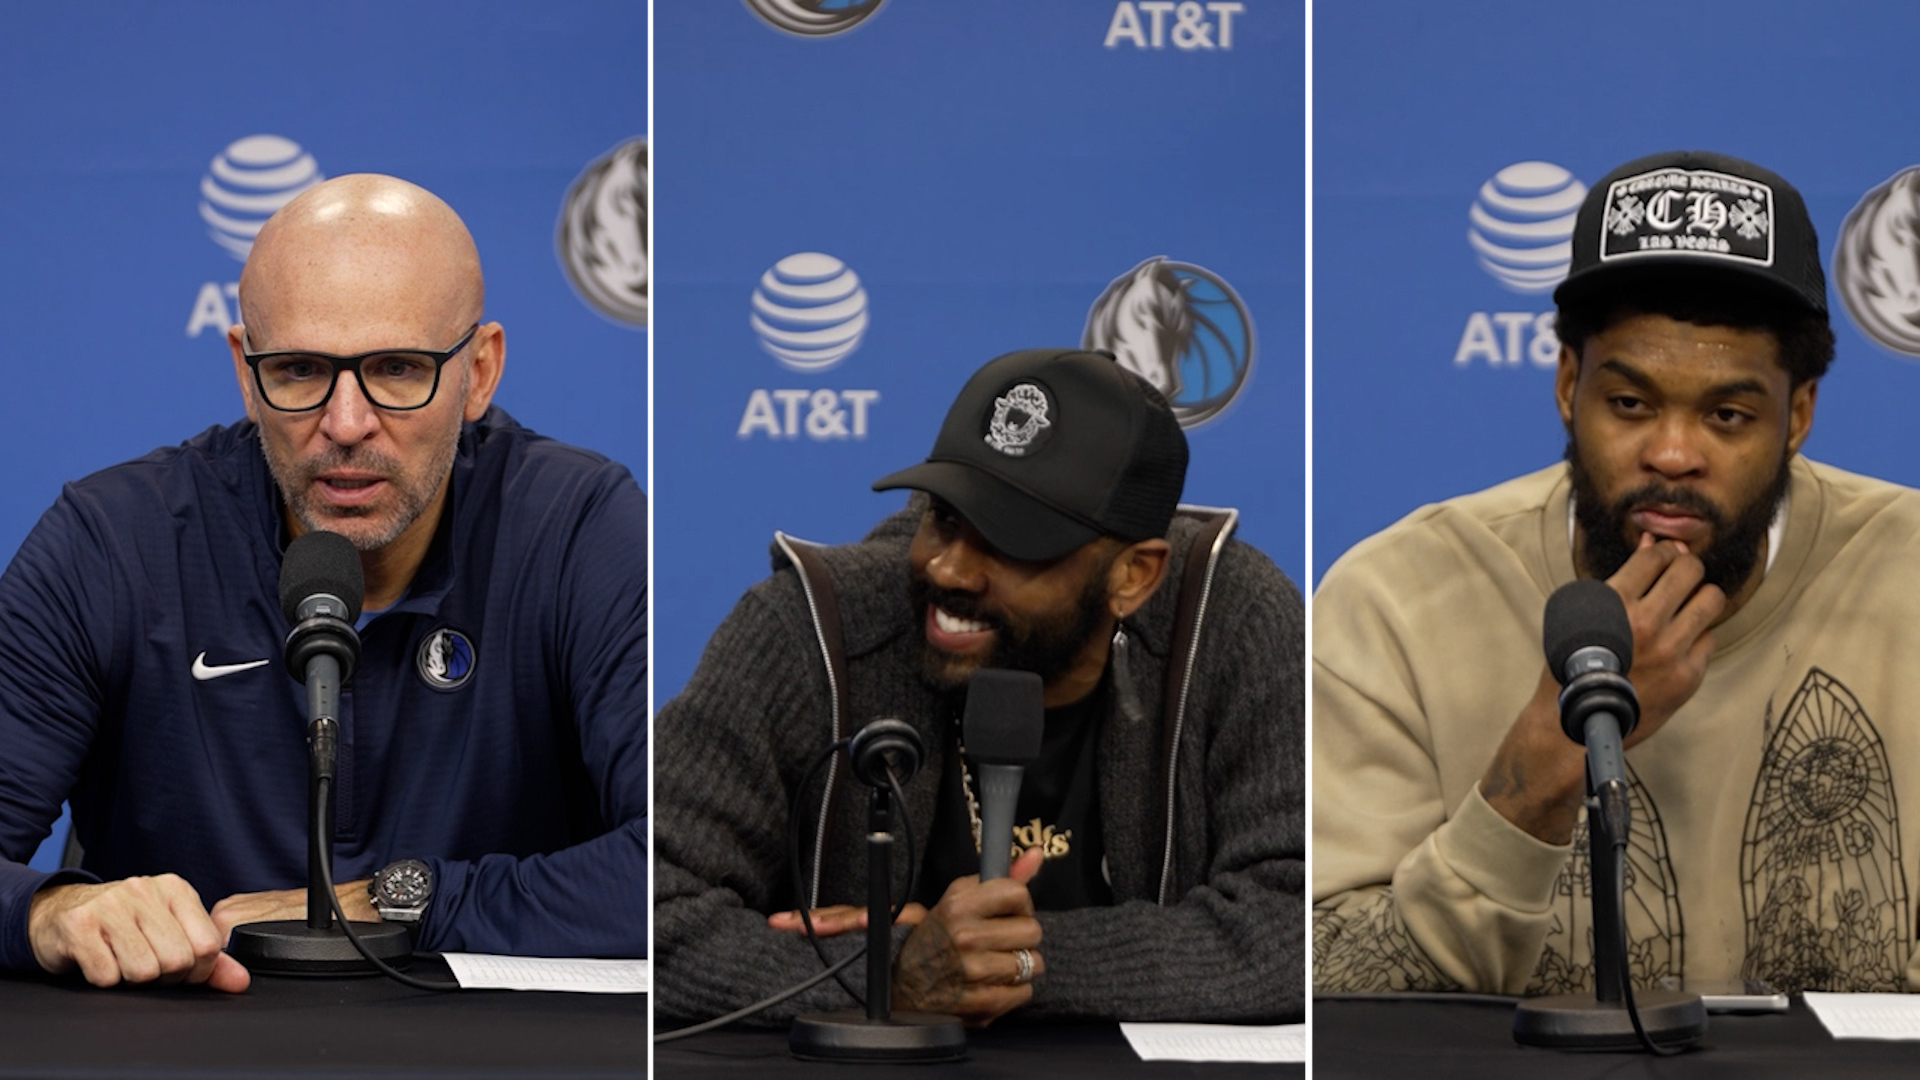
769,847,1047,1027
30,875,375,991
208,878,376,943
30,875,247,991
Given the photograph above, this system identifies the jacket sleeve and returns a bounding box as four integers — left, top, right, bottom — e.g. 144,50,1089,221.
651,574,897,1026
1310,551,1570,995
0,490,114,972
1021,545,1305,1023
411,471,649,959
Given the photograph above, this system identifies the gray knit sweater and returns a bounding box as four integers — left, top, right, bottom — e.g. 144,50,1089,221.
653,506,1305,1026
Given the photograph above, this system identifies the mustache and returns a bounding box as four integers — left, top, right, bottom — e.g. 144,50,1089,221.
288,443,401,482
1610,482,1727,527
907,576,1006,632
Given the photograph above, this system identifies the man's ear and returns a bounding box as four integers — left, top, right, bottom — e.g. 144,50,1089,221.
1786,377,1817,456
227,324,260,424
1554,342,1580,430
1107,538,1172,620
462,322,506,422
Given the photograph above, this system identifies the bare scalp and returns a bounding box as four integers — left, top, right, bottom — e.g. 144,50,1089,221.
239,174,484,349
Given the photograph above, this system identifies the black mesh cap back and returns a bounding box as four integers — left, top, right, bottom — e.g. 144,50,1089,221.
1102,374,1189,541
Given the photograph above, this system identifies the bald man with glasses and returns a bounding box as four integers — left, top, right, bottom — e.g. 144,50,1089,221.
0,175,648,991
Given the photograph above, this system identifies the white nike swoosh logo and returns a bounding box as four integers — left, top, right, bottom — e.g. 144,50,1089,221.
191,652,270,681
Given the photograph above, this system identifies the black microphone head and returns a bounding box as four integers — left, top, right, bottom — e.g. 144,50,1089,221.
279,530,365,625
963,669,1044,765
849,718,924,788
1542,579,1633,684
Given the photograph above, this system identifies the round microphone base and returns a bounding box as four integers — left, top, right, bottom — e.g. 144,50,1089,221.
227,919,413,977
789,1009,967,1063
1512,989,1706,1051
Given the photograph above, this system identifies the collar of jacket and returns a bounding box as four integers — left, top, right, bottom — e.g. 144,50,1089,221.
774,501,1238,907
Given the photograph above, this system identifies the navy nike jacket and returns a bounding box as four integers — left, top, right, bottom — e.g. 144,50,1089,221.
0,407,648,971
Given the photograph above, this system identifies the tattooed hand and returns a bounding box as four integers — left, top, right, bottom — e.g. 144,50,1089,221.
1481,537,1724,844
891,847,1045,1026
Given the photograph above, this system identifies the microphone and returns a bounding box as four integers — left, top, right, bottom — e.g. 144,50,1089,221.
1541,579,1640,844
848,718,924,789
962,669,1044,880
1514,580,1704,1051
789,717,966,1061
230,530,410,974
280,531,364,782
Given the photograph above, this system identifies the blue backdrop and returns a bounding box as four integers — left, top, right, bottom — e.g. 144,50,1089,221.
1316,0,1920,582
0,1,646,871
655,0,1304,702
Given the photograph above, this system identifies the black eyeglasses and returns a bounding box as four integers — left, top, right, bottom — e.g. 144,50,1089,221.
241,323,480,412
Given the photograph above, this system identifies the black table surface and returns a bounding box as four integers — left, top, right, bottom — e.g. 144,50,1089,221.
0,956,646,1078
1315,995,1920,1079
655,1020,1303,1078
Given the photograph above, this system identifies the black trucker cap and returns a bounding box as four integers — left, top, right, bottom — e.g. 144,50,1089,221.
1553,149,1827,316
873,349,1189,562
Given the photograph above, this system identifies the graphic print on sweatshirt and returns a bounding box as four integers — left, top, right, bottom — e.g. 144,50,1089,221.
1526,764,1684,995
1741,668,1908,992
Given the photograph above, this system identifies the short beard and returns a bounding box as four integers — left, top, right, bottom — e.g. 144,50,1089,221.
909,550,1116,696
259,372,467,553
1566,438,1790,593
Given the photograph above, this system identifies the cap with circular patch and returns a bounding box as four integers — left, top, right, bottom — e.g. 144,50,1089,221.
1554,149,1826,316
873,349,1188,562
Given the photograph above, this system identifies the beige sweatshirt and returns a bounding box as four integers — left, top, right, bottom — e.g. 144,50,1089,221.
1313,457,1920,995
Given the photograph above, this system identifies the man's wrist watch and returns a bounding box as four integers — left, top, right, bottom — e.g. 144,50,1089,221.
368,859,434,924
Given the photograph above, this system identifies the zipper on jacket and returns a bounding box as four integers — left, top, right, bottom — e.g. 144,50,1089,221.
1158,506,1238,904
774,532,842,908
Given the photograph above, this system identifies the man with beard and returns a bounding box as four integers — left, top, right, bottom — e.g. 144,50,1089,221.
654,348,1303,1028
1314,150,1920,996
0,175,648,991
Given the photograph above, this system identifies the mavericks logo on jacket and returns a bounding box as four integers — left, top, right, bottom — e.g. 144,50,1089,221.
417,627,476,691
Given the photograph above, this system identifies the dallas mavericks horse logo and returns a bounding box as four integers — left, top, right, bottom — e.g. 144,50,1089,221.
1835,165,1920,358
1083,256,1254,427
556,137,647,328
417,627,475,691
744,0,886,37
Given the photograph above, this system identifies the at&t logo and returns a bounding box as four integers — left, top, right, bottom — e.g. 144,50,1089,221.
1104,2,1243,50
186,134,325,338
1457,160,1581,369
751,252,867,371
739,252,879,440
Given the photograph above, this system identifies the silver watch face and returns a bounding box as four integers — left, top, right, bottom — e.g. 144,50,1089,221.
379,861,432,906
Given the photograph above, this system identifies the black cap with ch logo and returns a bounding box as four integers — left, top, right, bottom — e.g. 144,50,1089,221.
1555,149,1827,317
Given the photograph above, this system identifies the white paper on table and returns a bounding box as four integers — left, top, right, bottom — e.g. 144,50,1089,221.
1118,1022,1306,1063
440,953,650,994
1803,992,1920,1040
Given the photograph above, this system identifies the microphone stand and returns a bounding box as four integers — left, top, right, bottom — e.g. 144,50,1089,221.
227,608,412,976
1512,708,1705,1049
790,785,967,1063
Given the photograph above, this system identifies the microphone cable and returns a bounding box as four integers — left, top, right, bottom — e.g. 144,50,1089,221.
313,775,462,992
652,952,864,1044
1611,841,1686,1057
654,733,923,1043
791,738,869,1006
